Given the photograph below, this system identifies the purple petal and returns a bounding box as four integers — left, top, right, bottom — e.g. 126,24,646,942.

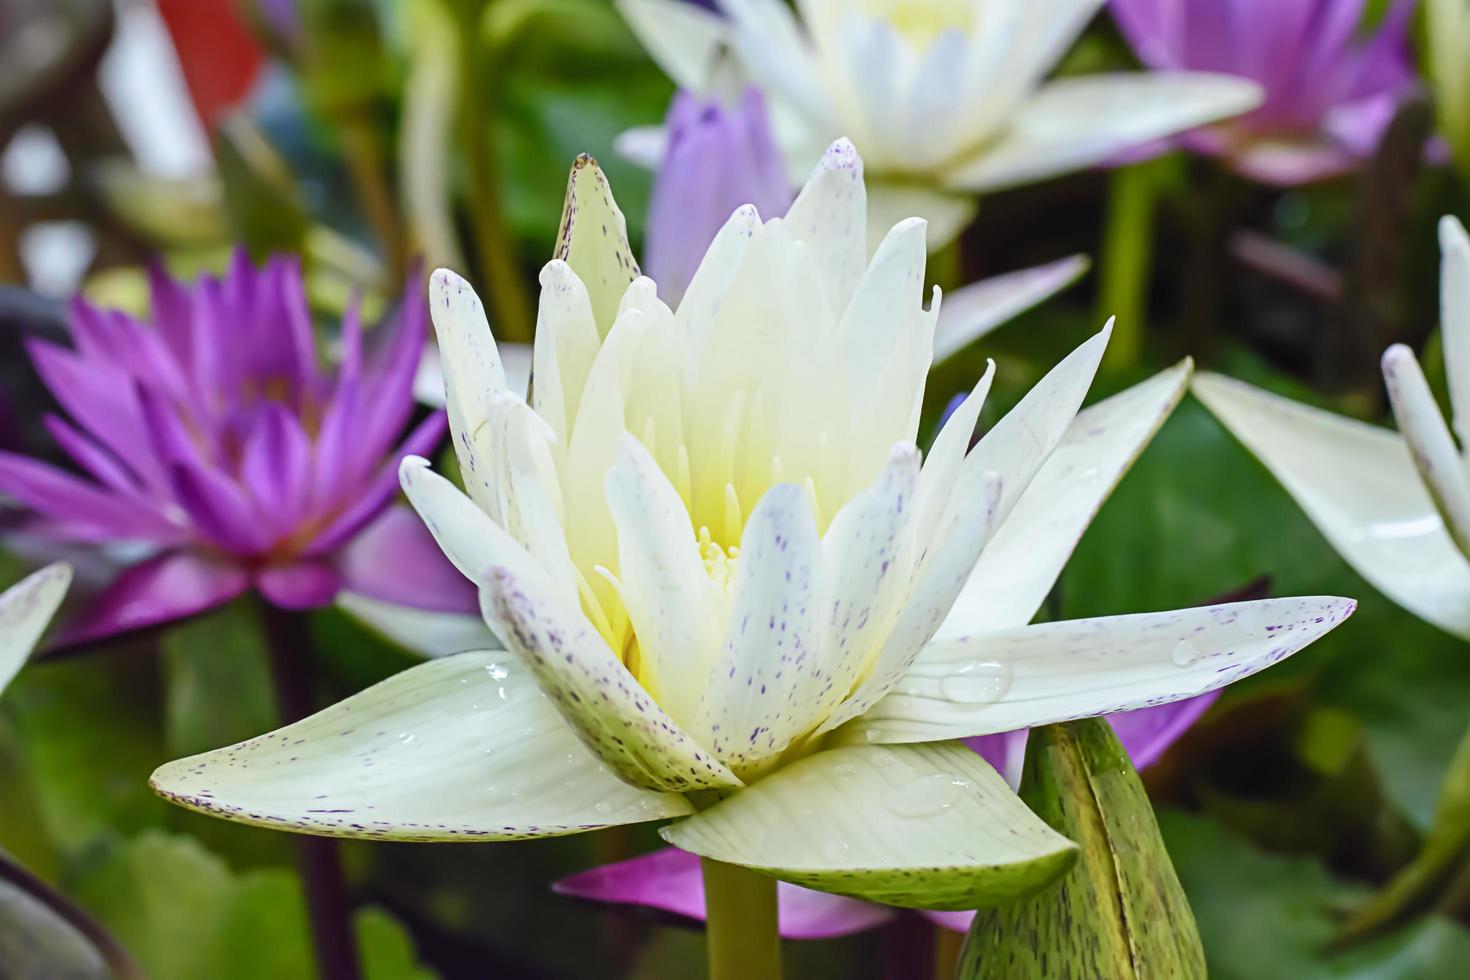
920,909,975,933
335,506,476,613
166,461,267,555
554,848,897,939
147,261,195,366
0,451,180,543
238,402,312,540
965,730,1029,790
302,410,448,557
255,560,343,610
49,549,249,649
43,415,149,503
1106,691,1220,771
354,270,428,467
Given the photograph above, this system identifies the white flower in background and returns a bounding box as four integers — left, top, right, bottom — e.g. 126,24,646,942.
1193,217,1470,639
0,564,71,698
616,0,1263,249
150,144,1349,912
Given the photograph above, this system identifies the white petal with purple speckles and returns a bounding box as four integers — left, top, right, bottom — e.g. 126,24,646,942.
782,138,868,317
482,565,742,792
1437,217,1470,447
337,592,498,659
1192,372,1470,640
1382,344,1470,558
531,260,602,446
844,597,1356,744
555,155,639,334
605,435,725,729
660,741,1075,910
816,472,1003,736
427,269,511,521
0,563,70,695
694,484,827,778
148,652,691,841
939,360,1192,638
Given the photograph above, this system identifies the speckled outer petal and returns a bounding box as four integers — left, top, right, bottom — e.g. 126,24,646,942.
660,741,1076,911
1382,344,1470,558
845,596,1356,744
694,484,827,778
555,155,640,335
149,652,691,841
1192,372,1470,639
939,359,1192,639
946,72,1263,193
336,592,498,659
932,255,1090,362
482,565,743,793
427,269,511,520
0,563,70,695
782,138,867,316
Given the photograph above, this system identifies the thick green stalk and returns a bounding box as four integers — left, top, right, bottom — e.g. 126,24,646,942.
1098,161,1162,373
701,858,781,980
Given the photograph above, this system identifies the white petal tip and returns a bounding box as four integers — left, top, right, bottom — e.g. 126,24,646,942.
818,138,862,174
1381,343,1416,373
1439,215,1468,250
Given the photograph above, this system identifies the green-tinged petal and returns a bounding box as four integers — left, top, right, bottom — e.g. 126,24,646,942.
336,592,497,659
1382,344,1470,556
959,718,1205,978
933,255,1090,363
946,73,1262,193
847,596,1355,744
149,652,691,841
1192,372,1470,639
482,565,744,793
940,360,1191,638
661,741,1076,911
554,155,639,336
1439,216,1470,444
0,563,70,695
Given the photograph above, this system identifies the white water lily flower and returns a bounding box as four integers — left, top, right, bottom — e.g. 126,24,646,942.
150,144,1351,911
616,0,1263,249
1193,216,1470,640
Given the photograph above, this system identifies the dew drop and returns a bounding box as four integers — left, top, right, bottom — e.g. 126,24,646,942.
821,840,851,863
1171,639,1200,667
882,773,969,819
871,750,897,768
939,660,1013,706
593,800,613,816
831,762,858,778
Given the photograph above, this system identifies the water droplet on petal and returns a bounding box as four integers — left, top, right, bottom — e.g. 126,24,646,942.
593,800,613,816
821,840,850,863
1171,640,1200,667
882,773,968,819
939,660,1013,706
831,762,858,777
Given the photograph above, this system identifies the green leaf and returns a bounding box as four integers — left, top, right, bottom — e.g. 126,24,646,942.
161,603,277,760
661,741,1077,911
1160,811,1470,978
960,717,1204,979
70,832,434,980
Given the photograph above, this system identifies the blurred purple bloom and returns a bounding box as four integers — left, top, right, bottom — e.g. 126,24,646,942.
0,250,473,647
645,86,790,305
555,694,1214,938
1110,0,1418,184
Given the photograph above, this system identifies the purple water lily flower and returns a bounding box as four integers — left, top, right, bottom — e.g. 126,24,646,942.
0,250,473,648
554,693,1216,938
1109,0,1419,184
644,86,791,305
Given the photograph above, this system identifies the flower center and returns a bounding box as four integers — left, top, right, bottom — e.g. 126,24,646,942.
697,527,741,593
859,0,974,51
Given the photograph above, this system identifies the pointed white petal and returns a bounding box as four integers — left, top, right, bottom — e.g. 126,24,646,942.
661,741,1076,910
939,360,1192,638
783,139,867,316
555,156,639,335
915,361,994,550
946,323,1111,534
337,592,498,659
1193,372,1470,639
150,652,691,840
933,255,1090,363
947,73,1263,193
616,0,732,92
414,341,530,410
840,216,929,397
1439,217,1470,449
1382,344,1470,556
845,596,1355,744
531,260,602,445
483,565,742,792
427,270,509,518
817,472,1003,735
398,456,541,589
0,563,70,695
605,436,725,729
695,484,827,777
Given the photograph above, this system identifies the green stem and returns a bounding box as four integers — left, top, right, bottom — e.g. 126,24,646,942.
457,28,533,343
1097,161,1161,373
701,859,781,980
